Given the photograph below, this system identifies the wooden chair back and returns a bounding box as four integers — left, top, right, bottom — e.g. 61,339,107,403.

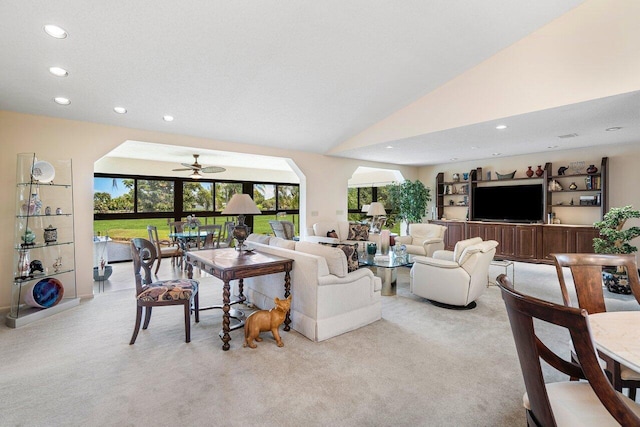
551,253,640,313
130,238,157,293
497,274,640,426
196,224,222,249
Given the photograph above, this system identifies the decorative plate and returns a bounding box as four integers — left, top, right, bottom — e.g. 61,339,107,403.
32,160,55,183
24,277,64,308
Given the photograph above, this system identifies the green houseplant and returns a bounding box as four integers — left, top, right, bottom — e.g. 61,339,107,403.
593,205,640,294
388,180,431,234
593,205,640,254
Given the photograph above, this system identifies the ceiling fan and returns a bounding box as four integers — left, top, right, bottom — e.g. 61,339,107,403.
172,154,226,179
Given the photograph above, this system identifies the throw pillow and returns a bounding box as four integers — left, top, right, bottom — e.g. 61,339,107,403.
347,224,369,241
326,229,338,239
320,242,359,273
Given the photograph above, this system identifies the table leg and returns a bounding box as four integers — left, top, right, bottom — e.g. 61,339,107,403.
221,279,231,351
237,278,245,302
284,270,291,331
187,259,193,279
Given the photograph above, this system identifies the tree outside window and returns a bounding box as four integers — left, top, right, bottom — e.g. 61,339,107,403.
137,179,174,212
277,185,299,210
183,181,213,211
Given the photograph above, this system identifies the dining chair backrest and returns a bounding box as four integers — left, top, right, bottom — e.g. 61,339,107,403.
497,274,640,426
551,253,640,313
269,220,295,240
197,224,222,249
221,221,235,246
131,238,157,292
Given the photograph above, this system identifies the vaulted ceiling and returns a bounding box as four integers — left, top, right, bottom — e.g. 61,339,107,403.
2,0,638,167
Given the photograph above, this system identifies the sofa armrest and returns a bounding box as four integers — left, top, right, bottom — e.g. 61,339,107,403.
412,256,459,269
317,268,375,286
304,236,340,244
395,235,412,245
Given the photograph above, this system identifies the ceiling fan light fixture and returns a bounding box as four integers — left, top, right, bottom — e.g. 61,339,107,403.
44,25,68,39
190,170,202,179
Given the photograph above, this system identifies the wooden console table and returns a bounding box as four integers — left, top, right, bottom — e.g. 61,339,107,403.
186,248,293,350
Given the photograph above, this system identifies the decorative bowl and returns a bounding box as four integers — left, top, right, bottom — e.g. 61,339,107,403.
496,170,516,180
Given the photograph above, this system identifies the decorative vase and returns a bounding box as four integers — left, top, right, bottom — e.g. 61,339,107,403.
22,192,42,216
526,166,534,178
587,164,598,174
44,224,57,244
452,173,460,182
535,166,544,177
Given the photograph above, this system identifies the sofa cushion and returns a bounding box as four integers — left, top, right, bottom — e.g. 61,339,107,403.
295,241,349,277
347,223,370,241
320,242,359,273
269,236,296,250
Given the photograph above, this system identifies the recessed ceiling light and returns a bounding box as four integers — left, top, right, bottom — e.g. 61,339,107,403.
163,115,174,122
49,66,68,77
54,97,70,105
44,25,68,39
386,145,393,149
606,127,622,131
450,157,458,161
113,107,127,114
496,125,508,130
492,153,501,156
547,145,559,149
470,146,478,149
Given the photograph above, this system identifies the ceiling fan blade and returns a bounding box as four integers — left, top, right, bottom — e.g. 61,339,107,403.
201,166,226,173
180,162,201,169
172,167,193,171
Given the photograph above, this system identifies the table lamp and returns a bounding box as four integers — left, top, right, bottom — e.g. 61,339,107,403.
367,202,386,233
221,194,262,251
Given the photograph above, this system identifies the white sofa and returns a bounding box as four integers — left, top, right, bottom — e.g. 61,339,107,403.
394,223,446,257
239,234,382,342
304,220,379,250
409,237,498,308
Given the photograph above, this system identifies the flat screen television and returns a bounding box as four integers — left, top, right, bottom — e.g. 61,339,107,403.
472,184,544,223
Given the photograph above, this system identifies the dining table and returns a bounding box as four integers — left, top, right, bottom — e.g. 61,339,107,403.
589,311,640,373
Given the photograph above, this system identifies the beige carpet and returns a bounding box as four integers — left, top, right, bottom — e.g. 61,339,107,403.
1,260,638,426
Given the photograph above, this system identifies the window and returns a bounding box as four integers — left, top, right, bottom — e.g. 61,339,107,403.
215,183,242,212
183,181,213,212
137,179,174,213
277,185,299,210
254,184,276,211
93,177,134,214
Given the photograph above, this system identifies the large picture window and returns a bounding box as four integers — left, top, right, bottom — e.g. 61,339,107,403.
93,177,134,214
137,179,174,213
215,183,242,212
278,185,299,210
183,181,213,212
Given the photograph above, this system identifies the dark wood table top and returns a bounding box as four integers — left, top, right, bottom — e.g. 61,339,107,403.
186,248,293,280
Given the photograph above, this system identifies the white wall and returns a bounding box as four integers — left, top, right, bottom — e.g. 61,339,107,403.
0,110,417,310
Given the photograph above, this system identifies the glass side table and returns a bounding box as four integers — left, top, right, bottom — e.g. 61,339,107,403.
358,253,414,296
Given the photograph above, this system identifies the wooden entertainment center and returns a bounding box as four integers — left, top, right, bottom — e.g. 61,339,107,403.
433,157,608,264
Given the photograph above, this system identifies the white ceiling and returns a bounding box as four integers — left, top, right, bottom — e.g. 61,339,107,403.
4,0,636,168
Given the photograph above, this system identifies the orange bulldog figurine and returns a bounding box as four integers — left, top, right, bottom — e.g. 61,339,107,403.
244,295,292,348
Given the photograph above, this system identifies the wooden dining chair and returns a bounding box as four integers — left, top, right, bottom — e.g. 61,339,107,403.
497,274,640,426
129,238,199,344
147,225,182,274
218,221,236,248
196,224,222,249
552,253,640,399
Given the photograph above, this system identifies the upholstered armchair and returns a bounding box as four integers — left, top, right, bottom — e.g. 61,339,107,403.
409,238,498,308
394,223,446,257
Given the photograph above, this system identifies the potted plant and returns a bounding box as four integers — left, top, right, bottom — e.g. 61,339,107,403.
388,180,431,234
593,205,640,293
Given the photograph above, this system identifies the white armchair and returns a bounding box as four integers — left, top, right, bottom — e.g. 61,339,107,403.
409,238,498,308
394,223,446,257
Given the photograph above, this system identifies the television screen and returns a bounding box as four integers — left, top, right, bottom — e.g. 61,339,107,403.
472,184,543,223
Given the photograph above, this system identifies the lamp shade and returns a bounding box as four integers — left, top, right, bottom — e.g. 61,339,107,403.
221,194,262,215
367,202,386,217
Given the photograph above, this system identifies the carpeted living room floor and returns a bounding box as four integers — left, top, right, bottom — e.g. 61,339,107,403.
1,259,638,426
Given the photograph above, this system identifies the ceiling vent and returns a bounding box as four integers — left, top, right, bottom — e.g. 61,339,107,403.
557,133,579,139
